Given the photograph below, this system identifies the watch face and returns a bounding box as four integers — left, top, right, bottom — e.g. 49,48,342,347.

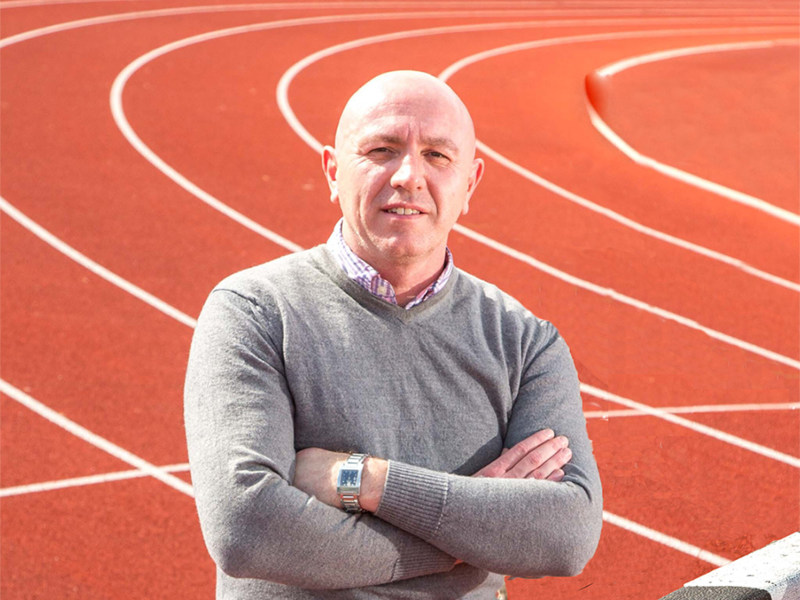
339,469,359,487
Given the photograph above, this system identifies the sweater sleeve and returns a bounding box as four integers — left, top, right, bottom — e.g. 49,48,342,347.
374,329,603,578
184,289,456,589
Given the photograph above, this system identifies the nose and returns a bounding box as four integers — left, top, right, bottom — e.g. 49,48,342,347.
390,153,424,192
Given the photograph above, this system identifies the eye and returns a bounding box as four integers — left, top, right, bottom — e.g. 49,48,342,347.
427,151,450,163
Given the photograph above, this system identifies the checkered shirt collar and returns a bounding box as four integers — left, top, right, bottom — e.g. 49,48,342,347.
326,219,454,309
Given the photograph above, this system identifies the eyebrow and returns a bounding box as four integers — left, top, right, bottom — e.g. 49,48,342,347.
357,134,460,156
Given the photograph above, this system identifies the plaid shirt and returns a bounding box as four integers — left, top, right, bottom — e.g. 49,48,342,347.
326,219,454,310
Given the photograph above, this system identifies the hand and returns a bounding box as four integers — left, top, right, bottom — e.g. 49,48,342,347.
472,429,571,481
293,448,388,513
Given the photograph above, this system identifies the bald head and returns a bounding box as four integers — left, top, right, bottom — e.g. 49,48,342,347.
334,71,477,159
321,70,484,278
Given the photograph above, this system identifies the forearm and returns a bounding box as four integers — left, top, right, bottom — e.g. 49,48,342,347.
190,458,456,588
373,459,602,578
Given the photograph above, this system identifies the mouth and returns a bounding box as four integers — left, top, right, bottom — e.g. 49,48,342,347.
383,206,424,216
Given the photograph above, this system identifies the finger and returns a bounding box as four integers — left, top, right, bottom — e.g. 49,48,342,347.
522,447,572,480
543,468,565,482
475,429,555,477
504,436,569,479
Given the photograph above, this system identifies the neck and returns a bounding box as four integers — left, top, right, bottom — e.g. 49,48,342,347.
373,254,447,307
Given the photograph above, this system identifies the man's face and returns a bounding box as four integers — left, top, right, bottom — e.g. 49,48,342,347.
324,76,483,269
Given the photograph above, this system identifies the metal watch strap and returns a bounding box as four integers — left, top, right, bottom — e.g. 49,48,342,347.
339,453,369,513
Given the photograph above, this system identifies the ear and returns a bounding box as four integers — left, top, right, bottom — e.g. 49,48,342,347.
322,146,339,204
461,157,484,216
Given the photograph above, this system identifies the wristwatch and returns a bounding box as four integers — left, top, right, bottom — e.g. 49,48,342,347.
336,453,369,513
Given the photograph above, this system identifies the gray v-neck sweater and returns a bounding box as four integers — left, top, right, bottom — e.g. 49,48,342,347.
184,245,602,599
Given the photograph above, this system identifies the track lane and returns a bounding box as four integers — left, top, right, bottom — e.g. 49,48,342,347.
595,43,799,213
1,478,214,598
1,217,194,467
450,31,800,281
0,395,130,488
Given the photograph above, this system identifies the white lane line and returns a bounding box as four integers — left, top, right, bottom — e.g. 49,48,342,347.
0,463,190,498
600,37,797,75
453,224,800,370
114,17,712,255
590,39,800,227
2,6,635,49
0,196,197,328
585,402,800,419
474,133,800,293
274,25,800,355
581,384,800,467
602,512,731,567
0,0,793,288
0,381,195,497
109,17,800,370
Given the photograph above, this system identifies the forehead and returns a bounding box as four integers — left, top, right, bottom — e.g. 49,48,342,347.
343,86,471,149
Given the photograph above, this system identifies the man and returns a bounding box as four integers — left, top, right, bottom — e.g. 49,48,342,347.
184,71,602,599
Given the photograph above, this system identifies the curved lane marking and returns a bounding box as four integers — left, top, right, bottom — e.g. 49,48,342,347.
591,39,800,226
2,9,795,561
2,6,638,48
0,463,190,497
0,380,195,496
472,137,800,292
3,0,798,10
108,18,793,256
438,28,800,291
272,22,800,369
0,197,197,327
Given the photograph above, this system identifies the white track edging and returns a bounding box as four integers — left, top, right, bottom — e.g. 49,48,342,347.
272,23,800,369
5,197,796,471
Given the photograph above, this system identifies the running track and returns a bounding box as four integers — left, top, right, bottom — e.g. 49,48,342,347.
1,1,798,598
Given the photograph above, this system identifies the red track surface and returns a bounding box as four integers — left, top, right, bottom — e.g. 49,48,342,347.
2,2,798,598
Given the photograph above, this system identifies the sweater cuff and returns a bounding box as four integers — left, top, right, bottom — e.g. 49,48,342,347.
376,460,450,541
